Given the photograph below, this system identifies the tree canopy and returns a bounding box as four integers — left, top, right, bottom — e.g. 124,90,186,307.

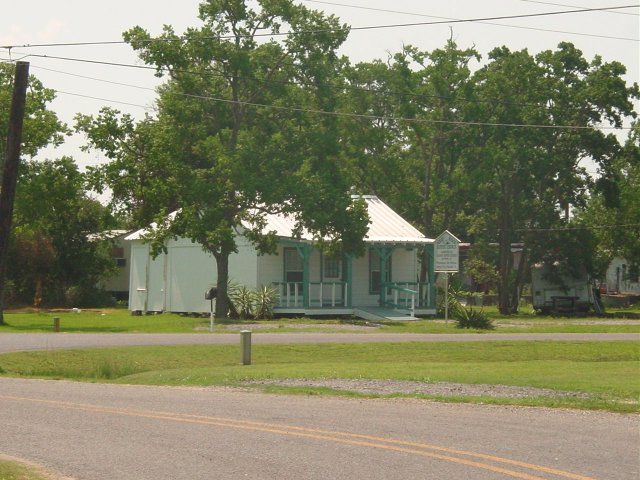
72,2,639,315
78,0,369,318
8,157,116,307
340,41,638,312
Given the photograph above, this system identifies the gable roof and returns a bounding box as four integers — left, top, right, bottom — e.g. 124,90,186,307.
126,195,432,245
254,195,432,245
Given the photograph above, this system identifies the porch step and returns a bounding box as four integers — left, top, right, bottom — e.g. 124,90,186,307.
353,307,417,322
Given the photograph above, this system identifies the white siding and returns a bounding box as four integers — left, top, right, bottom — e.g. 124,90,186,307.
128,241,167,312
351,253,377,306
257,247,284,288
146,249,167,312
128,243,149,311
166,240,216,313
229,239,259,289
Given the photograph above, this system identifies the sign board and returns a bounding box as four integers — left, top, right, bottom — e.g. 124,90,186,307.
434,230,460,272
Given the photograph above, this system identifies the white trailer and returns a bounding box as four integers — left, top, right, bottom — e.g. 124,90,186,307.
531,263,596,314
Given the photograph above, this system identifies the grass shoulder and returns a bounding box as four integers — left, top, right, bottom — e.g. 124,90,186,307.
1,308,639,334
0,456,66,480
1,341,637,413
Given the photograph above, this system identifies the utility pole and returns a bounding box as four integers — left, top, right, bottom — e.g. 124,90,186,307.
0,61,29,325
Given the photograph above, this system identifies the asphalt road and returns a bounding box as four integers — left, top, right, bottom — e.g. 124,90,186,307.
1,332,638,479
1,378,638,480
0,332,638,353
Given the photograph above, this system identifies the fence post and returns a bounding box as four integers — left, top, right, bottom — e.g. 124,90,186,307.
240,330,252,365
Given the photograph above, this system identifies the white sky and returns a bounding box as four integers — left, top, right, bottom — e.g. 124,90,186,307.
1,0,638,174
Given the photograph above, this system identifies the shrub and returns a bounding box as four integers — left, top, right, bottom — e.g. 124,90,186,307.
253,285,278,319
64,285,115,308
228,284,255,319
227,282,279,320
453,305,495,330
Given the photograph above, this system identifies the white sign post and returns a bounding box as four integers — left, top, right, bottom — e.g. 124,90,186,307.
434,231,461,323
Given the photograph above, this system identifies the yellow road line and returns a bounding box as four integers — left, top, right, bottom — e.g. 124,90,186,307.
0,394,597,480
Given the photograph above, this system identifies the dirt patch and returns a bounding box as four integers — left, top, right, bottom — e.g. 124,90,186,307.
244,378,592,399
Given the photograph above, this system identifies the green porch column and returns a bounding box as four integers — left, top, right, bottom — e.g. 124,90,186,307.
344,254,353,308
426,243,436,309
295,244,313,308
373,245,393,307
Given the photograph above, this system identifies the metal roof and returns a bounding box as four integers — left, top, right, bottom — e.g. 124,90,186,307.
360,195,432,244
260,195,432,245
125,196,432,245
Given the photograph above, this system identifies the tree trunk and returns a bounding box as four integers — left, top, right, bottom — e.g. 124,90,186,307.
214,252,230,319
510,246,527,312
497,194,513,315
0,61,29,325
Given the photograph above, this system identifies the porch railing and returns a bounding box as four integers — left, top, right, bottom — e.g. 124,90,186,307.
383,282,435,309
383,284,417,314
273,281,348,308
272,281,434,310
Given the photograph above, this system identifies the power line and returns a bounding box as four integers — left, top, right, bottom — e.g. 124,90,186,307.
50,82,631,131
27,55,547,110
300,0,639,41
19,48,638,114
55,90,155,111
2,4,638,50
519,0,639,16
16,61,635,131
514,223,640,232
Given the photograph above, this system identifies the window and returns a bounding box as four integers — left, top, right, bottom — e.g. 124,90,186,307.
115,258,127,268
323,255,342,279
284,248,303,283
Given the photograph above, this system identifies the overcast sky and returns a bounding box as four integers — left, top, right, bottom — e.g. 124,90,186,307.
1,0,638,173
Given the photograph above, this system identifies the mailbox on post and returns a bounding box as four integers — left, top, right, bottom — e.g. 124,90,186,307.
205,287,217,331
205,287,217,300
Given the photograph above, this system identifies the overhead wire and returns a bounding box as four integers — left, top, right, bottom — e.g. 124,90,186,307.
513,223,640,232
18,61,634,131
299,0,639,41
1,3,636,132
20,53,551,110
519,0,639,15
42,70,634,131
2,4,638,50
13,42,639,115
2,54,633,131
2,2,636,112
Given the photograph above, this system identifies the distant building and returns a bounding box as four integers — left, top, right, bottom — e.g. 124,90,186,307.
605,258,640,294
92,230,132,301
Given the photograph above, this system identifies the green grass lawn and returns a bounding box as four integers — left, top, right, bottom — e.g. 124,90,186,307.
2,308,637,412
0,459,51,480
1,308,639,334
1,341,637,413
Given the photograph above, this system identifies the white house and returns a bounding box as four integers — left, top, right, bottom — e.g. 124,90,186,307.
605,257,640,294
125,195,437,320
91,230,132,301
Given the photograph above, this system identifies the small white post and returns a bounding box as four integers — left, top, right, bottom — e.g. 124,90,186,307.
444,273,449,324
240,330,252,365
209,298,215,332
